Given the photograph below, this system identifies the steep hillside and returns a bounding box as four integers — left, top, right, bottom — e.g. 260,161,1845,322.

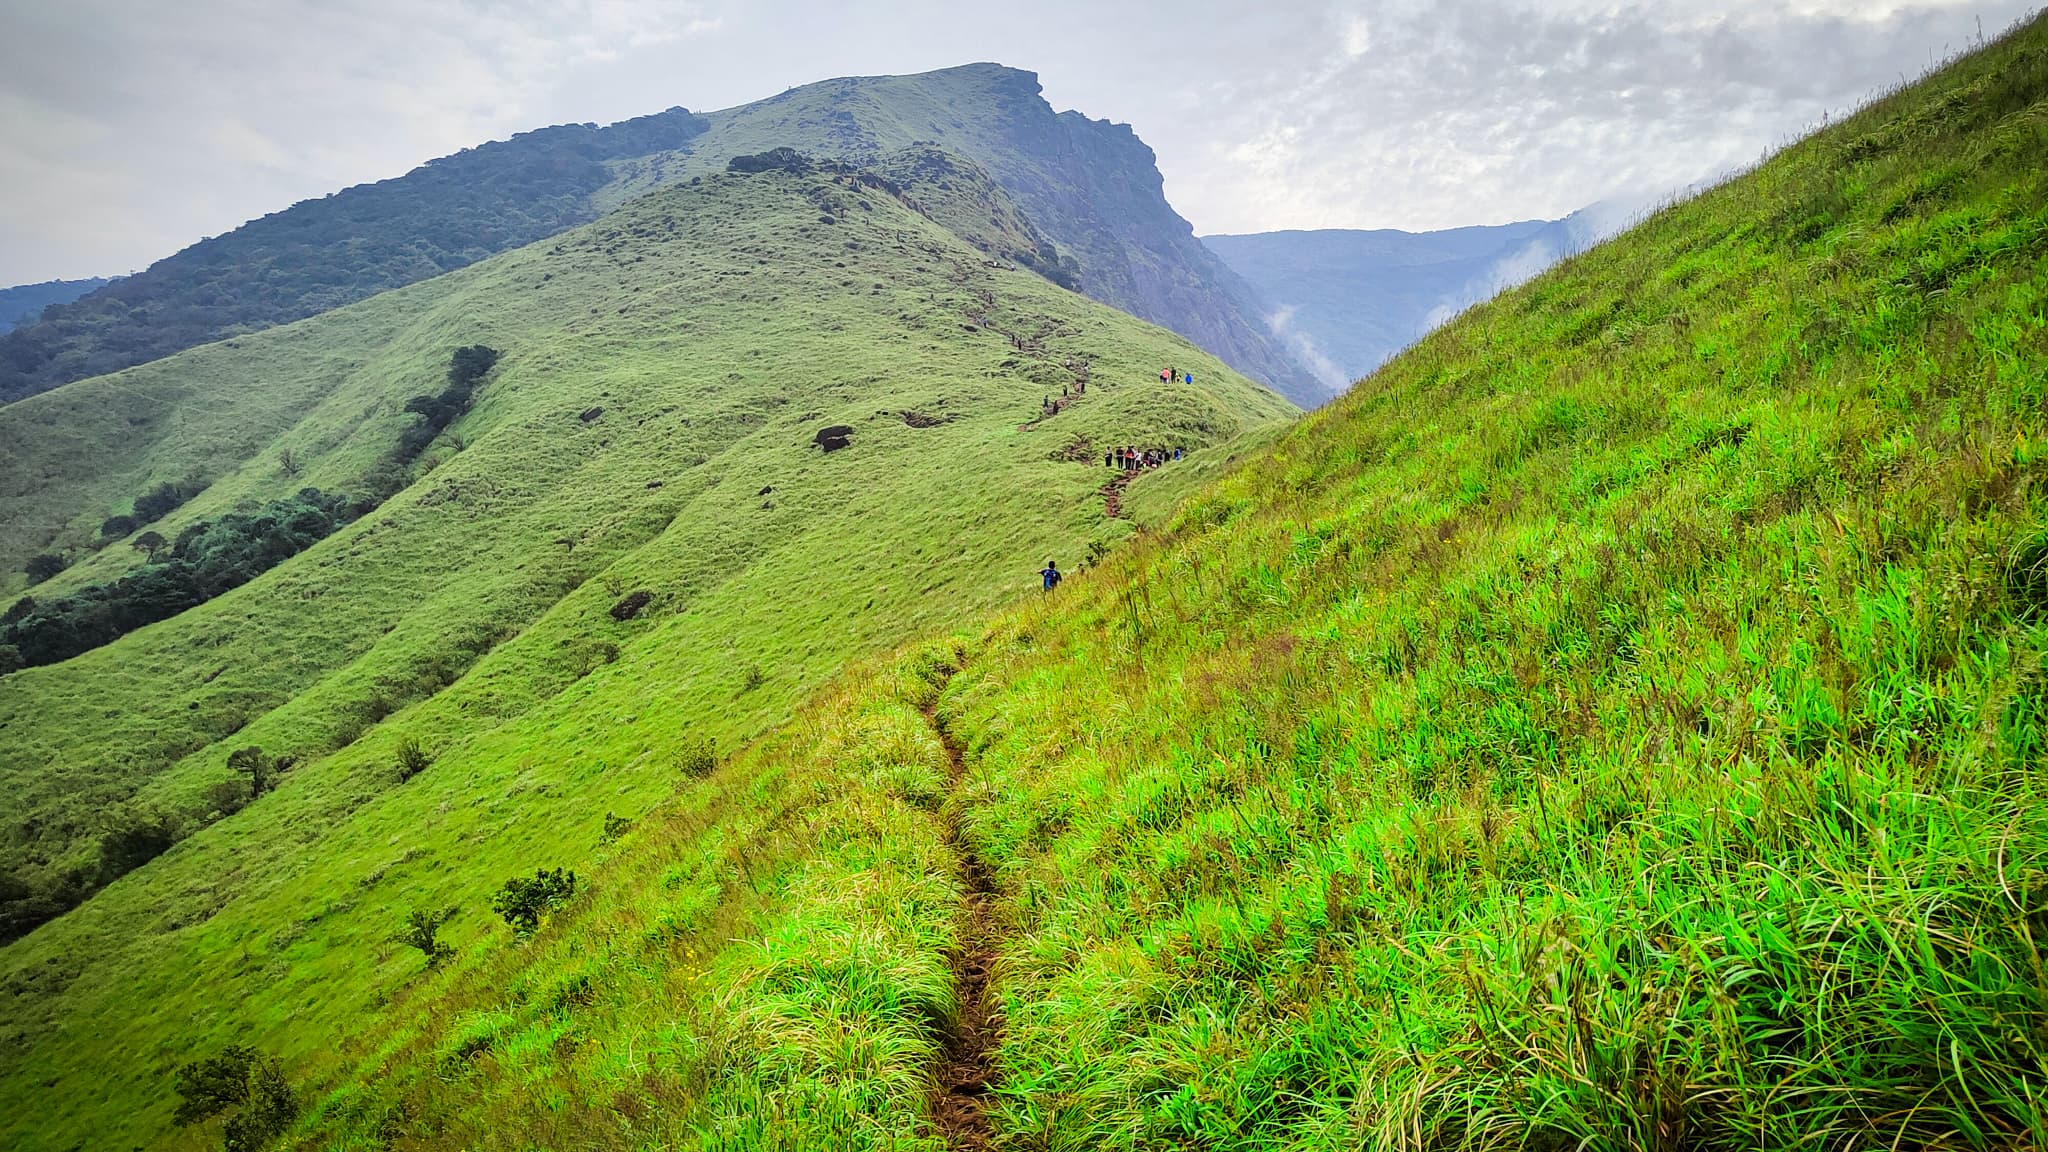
645,64,1326,405
0,150,1293,1149
0,109,708,404
1205,213,1601,384
0,278,110,332
0,65,1320,408
226,16,2048,1150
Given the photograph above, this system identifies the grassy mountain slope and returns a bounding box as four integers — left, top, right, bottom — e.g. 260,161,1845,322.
0,154,1291,1148
0,109,708,404
254,18,2048,1150
0,64,1321,410
618,64,1326,405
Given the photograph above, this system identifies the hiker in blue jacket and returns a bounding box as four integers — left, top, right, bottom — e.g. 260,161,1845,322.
1040,559,1062,590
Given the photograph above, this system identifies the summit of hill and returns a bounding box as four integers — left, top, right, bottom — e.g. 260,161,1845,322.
0,65,1321,408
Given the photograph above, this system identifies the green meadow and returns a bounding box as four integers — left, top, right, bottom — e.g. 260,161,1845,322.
268,17,2048,1151
9,13,2048,1152
0,154,1287,1150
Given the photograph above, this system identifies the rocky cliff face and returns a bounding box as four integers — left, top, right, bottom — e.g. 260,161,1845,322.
692,64,1321,405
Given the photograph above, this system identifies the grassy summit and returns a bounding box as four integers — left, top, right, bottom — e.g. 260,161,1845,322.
0,150,1289,1149
236,16,2048,1149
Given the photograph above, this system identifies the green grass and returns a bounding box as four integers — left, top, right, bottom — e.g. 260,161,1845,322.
924,22,2048,1148
194,18,2048,1151
14,16,2048,1150
0,153,1288,1149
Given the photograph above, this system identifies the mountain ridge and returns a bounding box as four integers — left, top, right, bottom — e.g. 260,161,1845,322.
0,64,1322,407
0,278,111,332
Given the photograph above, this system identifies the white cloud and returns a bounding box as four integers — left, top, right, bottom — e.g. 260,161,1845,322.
0,0,2034,282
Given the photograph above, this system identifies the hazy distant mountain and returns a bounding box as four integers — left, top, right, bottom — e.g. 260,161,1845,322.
1205,211,1613,389
0,279,109,332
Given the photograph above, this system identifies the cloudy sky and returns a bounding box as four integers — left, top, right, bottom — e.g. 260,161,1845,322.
0,0,2035,284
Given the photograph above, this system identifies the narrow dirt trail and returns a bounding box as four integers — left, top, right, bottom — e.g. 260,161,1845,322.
924,696,1002,1150
1101,470,1134,518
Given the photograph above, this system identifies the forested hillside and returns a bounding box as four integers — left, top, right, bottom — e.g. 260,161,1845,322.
0,109,707,403
244,16,2045,1149
0,278,109,332
0,145,1291,1150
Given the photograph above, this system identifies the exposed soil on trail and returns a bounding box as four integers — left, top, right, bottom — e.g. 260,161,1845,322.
924,698,1002,1150
1101,470,1134,518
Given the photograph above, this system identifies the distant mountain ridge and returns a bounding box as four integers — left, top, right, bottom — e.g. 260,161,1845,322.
0,64,1321,407
0,279,110,333
1205,212,1609,387
0,109,708,403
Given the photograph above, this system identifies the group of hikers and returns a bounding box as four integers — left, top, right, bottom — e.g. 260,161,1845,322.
1036,365,1212,591
1108,445,1183,471
1040,379,1086,416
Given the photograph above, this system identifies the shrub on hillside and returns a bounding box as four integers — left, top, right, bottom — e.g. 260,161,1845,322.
172,1045,298,1152
99,514,138,540
227,746,294,799
727,147,813,175
609,589,652,620
23,553,65,584
133,478,206,525
396,906,458,967
97,815,176,882
369,345,501,499
394,738,431,782
491,868,576,935
677,735,716,778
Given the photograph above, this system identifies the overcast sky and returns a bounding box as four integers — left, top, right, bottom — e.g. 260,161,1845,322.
0,0,2036,284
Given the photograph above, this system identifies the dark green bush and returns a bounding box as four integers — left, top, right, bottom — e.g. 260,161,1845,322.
727,147,813,175
97,816,175,881
677,735,717,778
173,1045,298,1152
394,738,431,782
227,746,293,798
396,906,457,967
490,868,576,935
23,553,65,583
2,488,353,669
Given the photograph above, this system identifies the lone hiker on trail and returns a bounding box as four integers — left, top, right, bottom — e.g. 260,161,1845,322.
1040,559,1062,590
